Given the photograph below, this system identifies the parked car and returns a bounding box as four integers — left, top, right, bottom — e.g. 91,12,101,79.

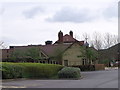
113,61,120,67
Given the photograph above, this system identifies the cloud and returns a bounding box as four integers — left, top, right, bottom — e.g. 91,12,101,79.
0,7,5,15
46,7,95,23
46,7,93,23
23,6,44,18
103,5,117,18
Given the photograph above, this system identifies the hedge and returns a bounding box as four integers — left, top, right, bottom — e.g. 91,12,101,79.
58,67,81,79
1,63,24,79
1,62,64,79
72,65,95,71
72,64,106,71
20,63,63,78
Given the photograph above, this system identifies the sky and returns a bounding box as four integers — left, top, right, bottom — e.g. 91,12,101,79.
0,0,119,47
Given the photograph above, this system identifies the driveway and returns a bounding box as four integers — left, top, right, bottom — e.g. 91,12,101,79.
2,69,118,88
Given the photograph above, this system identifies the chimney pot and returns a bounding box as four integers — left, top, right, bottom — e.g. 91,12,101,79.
45,41,52,45
58,30,63,43
69,30,73,37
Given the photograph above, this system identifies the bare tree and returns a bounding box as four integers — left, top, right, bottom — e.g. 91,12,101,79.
92,32,103,50
0,41,8,49
112,35,118,45
81,32,118,49
103,33,113,49
103,33,118,49
90,40,95,48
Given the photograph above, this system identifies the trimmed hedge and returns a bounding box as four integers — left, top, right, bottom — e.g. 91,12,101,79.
1,62,64,79
58,67,81,79
20,63,63,78
72,65,95,71
1,63,24,79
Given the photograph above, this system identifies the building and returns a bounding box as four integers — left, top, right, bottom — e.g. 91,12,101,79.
54,31,84,45
1,31,98,66
98,43,120,65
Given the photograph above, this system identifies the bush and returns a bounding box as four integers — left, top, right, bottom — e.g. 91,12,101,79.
1,62,63,79
1,63,24,79
21,63,63,78
58,67,81,79
72,65,95,71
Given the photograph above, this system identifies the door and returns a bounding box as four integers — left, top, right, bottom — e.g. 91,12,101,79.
64,60,68,66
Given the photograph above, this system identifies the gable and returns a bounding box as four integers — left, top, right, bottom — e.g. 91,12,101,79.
63,34,77,42
63,43,82,56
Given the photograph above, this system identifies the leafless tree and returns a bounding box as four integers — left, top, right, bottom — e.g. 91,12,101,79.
103,33,113,49
81,32,118,49
92,32,103,50
0,41,8,49
112,35,118,45
103,33,118,49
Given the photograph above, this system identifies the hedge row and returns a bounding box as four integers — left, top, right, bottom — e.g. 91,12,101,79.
1,63,24,79
72,65,95,71
1,62,64,79
20,63,63,78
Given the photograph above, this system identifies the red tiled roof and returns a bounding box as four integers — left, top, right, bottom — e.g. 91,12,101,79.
55,34,84,45
63,34,77,42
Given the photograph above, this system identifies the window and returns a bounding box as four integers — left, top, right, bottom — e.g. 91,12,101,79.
82,59,86,65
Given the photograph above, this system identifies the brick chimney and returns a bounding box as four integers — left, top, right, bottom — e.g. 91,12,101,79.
45,40,52,45
69,30,73,37
58,31,63,43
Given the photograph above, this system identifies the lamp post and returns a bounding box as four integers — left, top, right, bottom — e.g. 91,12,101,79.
85,37,89,64
118,44,120,67
118,44,120,61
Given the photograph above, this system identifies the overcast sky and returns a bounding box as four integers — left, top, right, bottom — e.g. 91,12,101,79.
0,0,118,46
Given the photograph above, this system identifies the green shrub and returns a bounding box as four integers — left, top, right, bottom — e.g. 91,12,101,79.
1,63,24,79
22,63,63,78
72,65,95,71
1,62,63,79
58,67,81,79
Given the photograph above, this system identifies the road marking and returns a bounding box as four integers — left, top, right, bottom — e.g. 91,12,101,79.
2,83,44,88
1,86,26,88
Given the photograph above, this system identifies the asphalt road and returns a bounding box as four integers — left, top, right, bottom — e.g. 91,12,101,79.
2,69,118,88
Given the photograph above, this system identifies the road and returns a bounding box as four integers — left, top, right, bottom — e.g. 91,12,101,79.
2,69,118,88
